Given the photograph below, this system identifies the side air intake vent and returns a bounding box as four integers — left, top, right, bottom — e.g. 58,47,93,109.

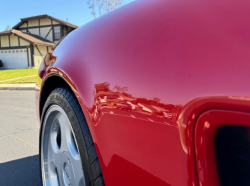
215,126,250,186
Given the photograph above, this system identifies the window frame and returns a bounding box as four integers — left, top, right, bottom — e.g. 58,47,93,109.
53,26,61,41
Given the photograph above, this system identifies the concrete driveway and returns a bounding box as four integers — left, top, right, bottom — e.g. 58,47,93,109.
0,90,41,185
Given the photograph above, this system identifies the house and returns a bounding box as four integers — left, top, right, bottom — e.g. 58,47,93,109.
0,14,78,68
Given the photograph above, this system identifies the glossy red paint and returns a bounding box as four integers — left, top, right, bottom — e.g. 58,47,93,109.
36,0,250,185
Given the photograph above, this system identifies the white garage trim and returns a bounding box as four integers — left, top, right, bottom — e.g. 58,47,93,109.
0,47,29,68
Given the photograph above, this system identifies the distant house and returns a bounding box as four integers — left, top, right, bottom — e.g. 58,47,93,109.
0,14,78,68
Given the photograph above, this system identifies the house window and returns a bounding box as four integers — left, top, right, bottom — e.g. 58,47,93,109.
53,26,61,40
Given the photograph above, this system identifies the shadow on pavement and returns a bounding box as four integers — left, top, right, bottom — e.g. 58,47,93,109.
0,155,41,186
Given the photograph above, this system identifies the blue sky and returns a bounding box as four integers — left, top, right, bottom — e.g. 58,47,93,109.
0,0,134,31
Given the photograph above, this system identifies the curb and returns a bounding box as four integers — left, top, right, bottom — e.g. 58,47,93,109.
0,84,36,90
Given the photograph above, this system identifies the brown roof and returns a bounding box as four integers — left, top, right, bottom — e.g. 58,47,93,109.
0,30,11,35
0,29,55,47
13,14,78,29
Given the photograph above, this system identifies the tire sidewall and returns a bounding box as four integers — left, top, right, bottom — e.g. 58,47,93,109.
40,89,93,186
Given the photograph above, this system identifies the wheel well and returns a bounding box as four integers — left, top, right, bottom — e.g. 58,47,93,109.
39,75,72,117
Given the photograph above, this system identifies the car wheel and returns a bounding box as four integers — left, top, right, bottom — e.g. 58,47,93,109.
40,87,105,186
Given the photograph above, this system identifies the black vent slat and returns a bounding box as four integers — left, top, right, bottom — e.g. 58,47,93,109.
215,126,250,186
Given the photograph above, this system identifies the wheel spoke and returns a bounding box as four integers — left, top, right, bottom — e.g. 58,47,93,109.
48,139,61,167
41,105,86,186
70,155,85,186
46,141,60,186
57,113,71,153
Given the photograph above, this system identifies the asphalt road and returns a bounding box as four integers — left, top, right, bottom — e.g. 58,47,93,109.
0,90,41,185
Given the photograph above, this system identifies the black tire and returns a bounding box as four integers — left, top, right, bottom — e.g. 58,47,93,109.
40,87,105,186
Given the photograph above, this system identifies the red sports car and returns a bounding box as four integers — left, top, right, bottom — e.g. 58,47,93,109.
36,0,250,186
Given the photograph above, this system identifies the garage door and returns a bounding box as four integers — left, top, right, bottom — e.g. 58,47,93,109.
0,49,28,68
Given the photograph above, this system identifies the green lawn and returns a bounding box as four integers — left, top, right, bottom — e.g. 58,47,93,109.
0,69,38,84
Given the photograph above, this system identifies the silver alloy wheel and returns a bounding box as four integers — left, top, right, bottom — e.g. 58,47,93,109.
41,105,85,186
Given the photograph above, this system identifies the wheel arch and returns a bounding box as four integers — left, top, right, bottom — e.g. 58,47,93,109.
39,66,87,120
39,74,71,118
39,67,94,137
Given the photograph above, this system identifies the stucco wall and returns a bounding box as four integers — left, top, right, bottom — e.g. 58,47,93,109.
1,36,9,47
47,30,53,42
33,55,42,67
40,27,53,41
10,36,19,46
29,28,39,35
34,45,47,56
40,18,51,26
28,20,39,27
33,45,48,67
20,38,30,46
39,46,47,55
52,20,60,25
19,22,27,28
1,36,29,47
